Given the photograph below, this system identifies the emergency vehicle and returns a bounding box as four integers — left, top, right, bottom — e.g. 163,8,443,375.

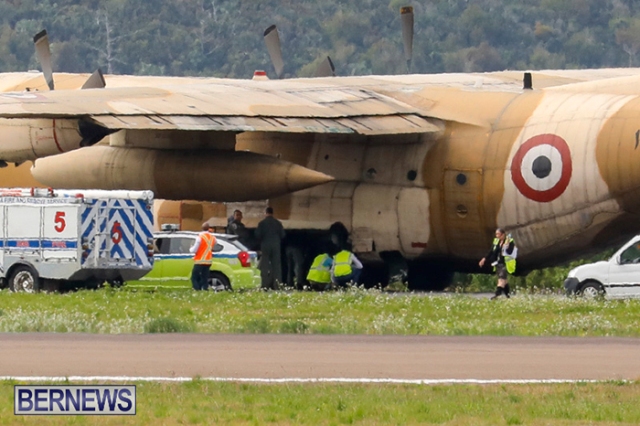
0,188,154,292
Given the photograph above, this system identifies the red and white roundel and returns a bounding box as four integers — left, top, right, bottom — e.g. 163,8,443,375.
510,134,572,203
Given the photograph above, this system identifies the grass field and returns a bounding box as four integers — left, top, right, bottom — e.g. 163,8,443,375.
1,287,639,336
3,287,638,425
2,380,640,425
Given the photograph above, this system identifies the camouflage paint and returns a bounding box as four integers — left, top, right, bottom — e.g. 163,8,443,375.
499,91,633,265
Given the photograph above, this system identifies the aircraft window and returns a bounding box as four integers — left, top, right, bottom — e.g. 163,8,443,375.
169,237,195,254
407,170,417,181
620,244,640,264
456,173,467,185
532,156,552,179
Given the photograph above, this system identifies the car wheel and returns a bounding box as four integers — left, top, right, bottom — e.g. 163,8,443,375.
10,265,40,293
579,281,604,299
107,277,124,288
209,272,232,291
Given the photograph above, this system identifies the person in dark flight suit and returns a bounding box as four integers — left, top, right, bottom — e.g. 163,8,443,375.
255,207,285,290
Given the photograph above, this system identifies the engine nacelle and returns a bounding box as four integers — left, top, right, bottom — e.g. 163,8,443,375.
0,118,111,163
31,145,334,202
0,118,82,163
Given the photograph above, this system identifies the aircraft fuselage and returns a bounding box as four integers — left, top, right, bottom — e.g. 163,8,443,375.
237,82,640,273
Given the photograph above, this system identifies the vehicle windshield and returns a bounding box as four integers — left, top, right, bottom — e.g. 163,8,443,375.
618,241,640,264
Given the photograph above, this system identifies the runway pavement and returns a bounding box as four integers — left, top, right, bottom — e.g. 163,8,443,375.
1,334,639,382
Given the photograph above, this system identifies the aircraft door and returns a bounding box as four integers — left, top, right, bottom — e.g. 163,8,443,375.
442,169,486,258
398,188,430,256
351,184,401,255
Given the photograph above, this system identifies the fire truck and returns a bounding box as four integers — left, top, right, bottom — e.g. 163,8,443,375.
0,188,154,292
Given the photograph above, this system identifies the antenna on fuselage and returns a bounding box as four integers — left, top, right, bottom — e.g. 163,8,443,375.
524,72,533,90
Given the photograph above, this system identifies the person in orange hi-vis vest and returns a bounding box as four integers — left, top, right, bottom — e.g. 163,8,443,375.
189,222,216,290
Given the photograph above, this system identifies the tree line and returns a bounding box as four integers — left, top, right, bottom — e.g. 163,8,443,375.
1,0,640,78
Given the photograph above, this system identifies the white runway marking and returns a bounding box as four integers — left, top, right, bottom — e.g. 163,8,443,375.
0,376,617,384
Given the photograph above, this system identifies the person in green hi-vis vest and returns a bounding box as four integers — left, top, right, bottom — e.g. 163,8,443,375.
331,245,363,287
479,228,518,299
306,252,333,290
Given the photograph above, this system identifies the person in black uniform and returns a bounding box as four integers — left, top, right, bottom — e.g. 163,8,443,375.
227,209,251,248
479,228,517,299
255,207,285,290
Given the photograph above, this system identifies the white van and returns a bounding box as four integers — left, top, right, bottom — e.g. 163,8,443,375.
564,235,640,298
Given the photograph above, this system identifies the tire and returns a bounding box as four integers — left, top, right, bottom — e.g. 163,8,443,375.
9,265,40,293
579,281,605,299
209,272,232,291
107,277,124,288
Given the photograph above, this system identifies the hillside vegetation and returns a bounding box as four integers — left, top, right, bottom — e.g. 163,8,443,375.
1,0,640,78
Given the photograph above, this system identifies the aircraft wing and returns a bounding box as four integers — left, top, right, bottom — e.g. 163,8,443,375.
0,78,448,201
3,69,640,138
0,82,442,136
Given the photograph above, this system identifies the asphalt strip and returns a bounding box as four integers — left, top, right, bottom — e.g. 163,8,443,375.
3,334,639,381
0,376,613,385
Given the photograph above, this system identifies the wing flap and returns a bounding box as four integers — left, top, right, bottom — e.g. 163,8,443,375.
91,114,440,135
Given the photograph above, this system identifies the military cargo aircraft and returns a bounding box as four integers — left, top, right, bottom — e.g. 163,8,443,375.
2,27,640,289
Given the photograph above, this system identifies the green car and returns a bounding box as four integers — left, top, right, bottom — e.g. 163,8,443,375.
127,231,260,290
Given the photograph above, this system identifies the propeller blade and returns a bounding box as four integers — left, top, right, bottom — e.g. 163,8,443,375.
263,25,285,79
314,56,336,77
400,6,414,73
81,69,106,89
33,30,55,90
